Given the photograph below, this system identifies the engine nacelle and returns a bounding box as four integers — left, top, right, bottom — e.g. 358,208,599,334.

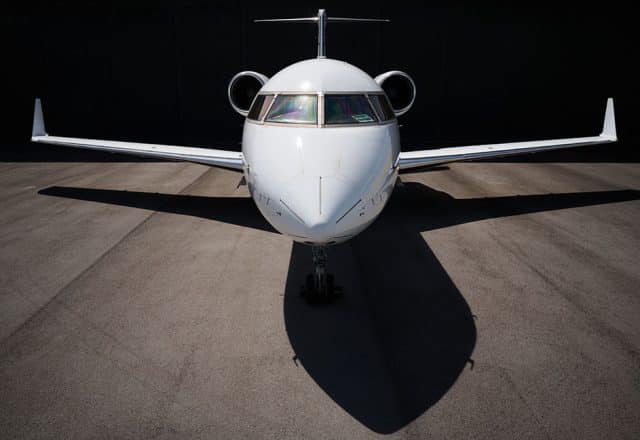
374,71,416,117
228,71,269,116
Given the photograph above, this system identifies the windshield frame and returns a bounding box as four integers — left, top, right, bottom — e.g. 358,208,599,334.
245,91,396,128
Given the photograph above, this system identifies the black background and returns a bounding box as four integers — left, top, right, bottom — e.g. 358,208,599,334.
2,1,638,157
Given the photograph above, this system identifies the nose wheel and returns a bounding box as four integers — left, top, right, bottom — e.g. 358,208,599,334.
301,245,343,303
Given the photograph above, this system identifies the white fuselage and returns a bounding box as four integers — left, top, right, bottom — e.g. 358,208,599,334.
229,58,403,245
242,121,400,244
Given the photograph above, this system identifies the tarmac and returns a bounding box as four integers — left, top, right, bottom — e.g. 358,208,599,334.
1,144,639,439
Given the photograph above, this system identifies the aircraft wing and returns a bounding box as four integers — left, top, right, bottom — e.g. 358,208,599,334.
398,98,617,170
30,99,244,170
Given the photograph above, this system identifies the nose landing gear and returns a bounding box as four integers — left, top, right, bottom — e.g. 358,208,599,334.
301,245,343,303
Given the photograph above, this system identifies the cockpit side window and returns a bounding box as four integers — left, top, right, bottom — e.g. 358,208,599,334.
368,94,396,121
324,95,377,125
265,95,318,124
247,94,274,121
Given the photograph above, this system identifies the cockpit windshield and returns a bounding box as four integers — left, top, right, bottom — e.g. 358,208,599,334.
247,94,274,121
265,95,318,124
247,92,395,126
325,95,377,125
368,94,395,121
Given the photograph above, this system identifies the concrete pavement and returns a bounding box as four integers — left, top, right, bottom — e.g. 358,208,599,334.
1,148,639,438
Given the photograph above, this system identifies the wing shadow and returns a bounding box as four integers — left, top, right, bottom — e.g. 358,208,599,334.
38,186,276,233
393,182,640,232
39,184,639,237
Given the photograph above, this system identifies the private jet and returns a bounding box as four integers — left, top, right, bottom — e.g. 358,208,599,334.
31,9,617,300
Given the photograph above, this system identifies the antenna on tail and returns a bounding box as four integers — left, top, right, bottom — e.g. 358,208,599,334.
255,9,389,58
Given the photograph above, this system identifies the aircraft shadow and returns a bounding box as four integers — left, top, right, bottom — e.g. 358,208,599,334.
38,183,639,432
283,183,639,433
284,225,476,433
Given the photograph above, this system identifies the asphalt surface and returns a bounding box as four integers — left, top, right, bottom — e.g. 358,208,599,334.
1,147,639,439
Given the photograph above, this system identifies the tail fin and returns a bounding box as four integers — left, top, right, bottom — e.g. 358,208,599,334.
601,98,617,140
32,98,47,139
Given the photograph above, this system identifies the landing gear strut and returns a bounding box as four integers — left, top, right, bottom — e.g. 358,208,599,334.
301,245,343,303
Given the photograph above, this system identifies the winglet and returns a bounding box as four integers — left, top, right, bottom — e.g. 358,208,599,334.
32,98,47,139
600,97,617,141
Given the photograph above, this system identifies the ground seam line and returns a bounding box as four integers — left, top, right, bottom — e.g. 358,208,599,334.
0,164,213,348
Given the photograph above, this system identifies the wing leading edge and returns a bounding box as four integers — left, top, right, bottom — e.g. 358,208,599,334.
398,98,617,170
30,99,244,170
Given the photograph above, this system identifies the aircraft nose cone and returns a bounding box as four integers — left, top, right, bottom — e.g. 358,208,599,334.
281,175,357,242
